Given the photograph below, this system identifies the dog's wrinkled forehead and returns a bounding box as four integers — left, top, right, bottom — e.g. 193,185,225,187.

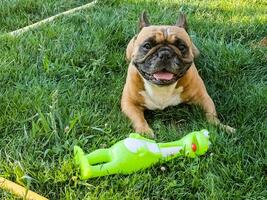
136,25,191,45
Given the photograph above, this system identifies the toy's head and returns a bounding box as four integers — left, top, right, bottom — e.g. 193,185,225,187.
184,129,210,158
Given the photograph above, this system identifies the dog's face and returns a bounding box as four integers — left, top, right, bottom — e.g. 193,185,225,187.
127,12,198,85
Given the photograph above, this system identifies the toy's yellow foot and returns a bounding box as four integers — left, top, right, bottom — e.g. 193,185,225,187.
74,146,84,166
74,146,93,179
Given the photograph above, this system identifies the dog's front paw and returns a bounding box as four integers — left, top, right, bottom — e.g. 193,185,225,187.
220,124,236,134
135,125,155,138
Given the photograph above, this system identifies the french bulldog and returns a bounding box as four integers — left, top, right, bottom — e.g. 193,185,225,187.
121,11,235,137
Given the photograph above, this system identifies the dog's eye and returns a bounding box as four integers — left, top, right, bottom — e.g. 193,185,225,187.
143,42,152,50
178,44,187,53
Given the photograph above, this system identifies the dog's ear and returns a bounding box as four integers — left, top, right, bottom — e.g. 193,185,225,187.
176,13,198,57
139,11,150,30
175,12,188,32
192,42,200,58
126,36,137,61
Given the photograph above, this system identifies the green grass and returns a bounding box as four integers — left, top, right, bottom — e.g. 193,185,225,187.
0,0,93,34
0,0,266,199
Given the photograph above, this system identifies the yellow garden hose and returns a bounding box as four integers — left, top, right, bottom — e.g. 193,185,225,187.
0,177,48,200
7,0,97,37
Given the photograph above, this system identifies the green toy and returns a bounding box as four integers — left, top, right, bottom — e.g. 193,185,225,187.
74,129,210,180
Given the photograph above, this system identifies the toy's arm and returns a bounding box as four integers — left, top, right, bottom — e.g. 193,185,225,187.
157,135,192,159
159,146,183,158
129,133,156,142
158,130,210,159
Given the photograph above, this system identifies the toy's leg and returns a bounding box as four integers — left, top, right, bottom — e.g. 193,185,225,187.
74,146,112,180
86,161,120,178
86,149,110,165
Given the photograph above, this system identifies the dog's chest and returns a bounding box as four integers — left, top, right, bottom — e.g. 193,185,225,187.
140,81,183,110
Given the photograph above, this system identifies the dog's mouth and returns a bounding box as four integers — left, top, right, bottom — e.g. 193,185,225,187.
140,69,180,85
133,59,193,85
153,70,175,80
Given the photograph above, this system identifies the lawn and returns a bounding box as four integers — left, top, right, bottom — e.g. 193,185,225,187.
0,0,266,199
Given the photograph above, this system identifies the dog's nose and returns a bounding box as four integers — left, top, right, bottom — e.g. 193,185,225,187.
158,49,173,60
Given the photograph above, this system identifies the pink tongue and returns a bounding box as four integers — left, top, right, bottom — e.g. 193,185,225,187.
153,71,174,80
